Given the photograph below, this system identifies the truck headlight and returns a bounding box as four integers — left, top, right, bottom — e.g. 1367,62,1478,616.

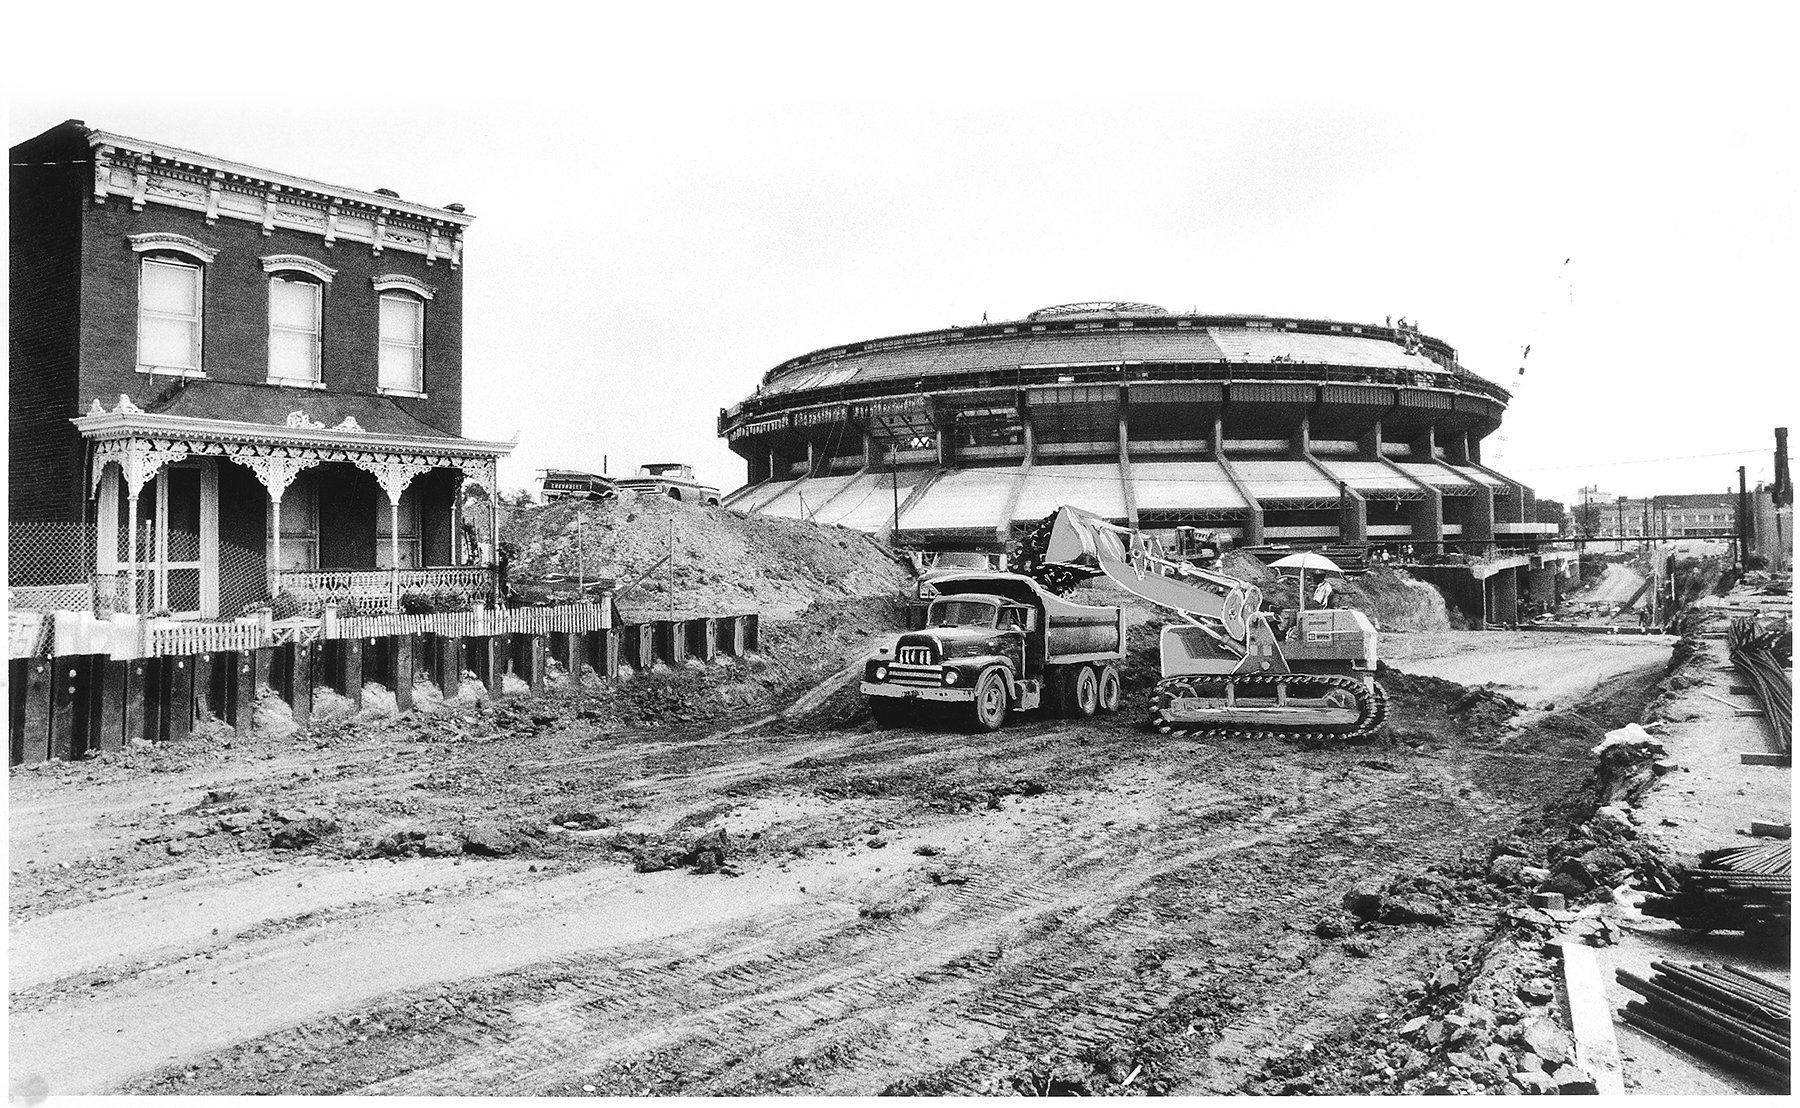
874,665,888,681
943,670,959,686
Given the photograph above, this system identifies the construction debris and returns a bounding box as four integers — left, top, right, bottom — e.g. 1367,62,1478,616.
1616,961,1791,1092
1641,841,1790,935
1728,615,1793,753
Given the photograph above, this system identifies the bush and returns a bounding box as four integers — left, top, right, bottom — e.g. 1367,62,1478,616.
400,588,474,615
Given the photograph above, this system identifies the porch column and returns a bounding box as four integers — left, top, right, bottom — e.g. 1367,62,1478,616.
360,459,431,612
111,440,192,615
241,457,321,600
126,488,141,614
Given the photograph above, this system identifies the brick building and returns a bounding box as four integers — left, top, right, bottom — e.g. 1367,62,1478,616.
9,120,511,619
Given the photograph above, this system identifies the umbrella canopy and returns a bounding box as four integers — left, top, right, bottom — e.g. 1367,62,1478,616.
1269,551,1344,575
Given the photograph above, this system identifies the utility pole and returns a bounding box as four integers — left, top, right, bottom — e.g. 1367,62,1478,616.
1737,467,1750,565
890,445,900,540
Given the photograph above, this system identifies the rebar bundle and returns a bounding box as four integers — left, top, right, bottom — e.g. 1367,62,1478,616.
1641,842,1790,935
1616,960,1790,1092
1729,616,1793,754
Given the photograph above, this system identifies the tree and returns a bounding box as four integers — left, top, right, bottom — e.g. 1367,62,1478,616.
1572,499,1604,538
1533,498,1567,529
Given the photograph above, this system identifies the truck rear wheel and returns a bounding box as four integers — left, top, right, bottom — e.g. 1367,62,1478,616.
1096,664,1122,713
967,669,1010,733
1069,664,1100,718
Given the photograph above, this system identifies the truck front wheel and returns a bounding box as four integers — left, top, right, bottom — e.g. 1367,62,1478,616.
868,696,909,728
967,669,1010,733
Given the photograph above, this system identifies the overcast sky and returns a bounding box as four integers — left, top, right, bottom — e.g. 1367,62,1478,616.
10,4,1796,509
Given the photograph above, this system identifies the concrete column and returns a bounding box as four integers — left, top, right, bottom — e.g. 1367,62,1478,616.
1464,486,1496,554
1337,483,1368,542
1490,566,1521,627
1357,421,1384,461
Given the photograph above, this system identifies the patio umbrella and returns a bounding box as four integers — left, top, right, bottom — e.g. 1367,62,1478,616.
1269,551,1344,611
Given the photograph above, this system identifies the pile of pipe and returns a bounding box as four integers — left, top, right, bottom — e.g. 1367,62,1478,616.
1729,615,1792,753
1642,841,1790,935
1616,961,1789,1091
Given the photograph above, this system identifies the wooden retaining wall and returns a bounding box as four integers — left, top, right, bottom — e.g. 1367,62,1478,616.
8,614,761,766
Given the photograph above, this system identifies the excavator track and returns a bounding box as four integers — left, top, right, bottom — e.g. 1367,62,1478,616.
1148,671,1388,742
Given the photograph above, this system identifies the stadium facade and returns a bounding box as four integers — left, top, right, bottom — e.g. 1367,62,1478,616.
719,303,1557,554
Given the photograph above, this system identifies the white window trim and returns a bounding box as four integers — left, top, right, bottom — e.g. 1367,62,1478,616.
136,254,206,378
377,290,426,395
128,232,217,264
371,274,435,300
260,254,337,283
267,272,324,387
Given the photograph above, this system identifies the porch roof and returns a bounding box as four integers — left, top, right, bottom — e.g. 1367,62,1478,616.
72,389,512,500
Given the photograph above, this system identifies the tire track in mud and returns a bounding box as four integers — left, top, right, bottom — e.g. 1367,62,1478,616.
268,767,1421,1095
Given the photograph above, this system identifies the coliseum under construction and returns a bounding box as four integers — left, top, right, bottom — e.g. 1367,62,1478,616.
719,302,1560,553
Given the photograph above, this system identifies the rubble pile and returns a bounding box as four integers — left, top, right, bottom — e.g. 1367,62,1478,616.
501,494,911,620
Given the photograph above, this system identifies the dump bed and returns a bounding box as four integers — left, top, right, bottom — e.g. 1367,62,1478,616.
930,572,1124,661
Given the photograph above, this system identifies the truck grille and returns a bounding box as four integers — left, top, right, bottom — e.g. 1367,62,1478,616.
886,663,942,687
898,647,933,666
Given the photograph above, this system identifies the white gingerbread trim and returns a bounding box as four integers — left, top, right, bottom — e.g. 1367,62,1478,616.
127,232,218,264
371,274,435,301
260,254,338,283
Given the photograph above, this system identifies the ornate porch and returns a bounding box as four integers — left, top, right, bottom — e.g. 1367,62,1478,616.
72,392,514,618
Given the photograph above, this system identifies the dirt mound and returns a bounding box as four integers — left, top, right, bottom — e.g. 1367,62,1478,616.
1224,554,1451,633
501,494,911,620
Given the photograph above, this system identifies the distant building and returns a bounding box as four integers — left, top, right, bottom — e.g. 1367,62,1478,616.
1651,493,1738,538
10,120,511,618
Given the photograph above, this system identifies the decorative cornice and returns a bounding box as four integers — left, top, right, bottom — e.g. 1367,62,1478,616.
70,407,514,458
128,232,218,264
87,132,468,268
84,128,474,227
261,254,338,283
372,274,436,301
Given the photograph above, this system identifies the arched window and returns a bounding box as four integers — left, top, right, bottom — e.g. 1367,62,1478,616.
263,255,336,387
130,234,216,377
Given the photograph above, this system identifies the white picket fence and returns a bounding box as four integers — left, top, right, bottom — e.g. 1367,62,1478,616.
16,602,615,659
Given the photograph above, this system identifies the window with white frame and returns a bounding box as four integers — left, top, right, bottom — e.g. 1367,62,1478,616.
138,256,204,373
378,292,425,394
268,275,323,384
374,485,422,569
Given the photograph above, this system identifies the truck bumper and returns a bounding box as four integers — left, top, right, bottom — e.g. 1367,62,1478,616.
861,682,973,704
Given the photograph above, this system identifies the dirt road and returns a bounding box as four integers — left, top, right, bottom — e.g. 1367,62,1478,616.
8,630,1673,1096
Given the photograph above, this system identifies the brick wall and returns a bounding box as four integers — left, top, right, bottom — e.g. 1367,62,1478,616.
9,126,88,522
76,200,464,435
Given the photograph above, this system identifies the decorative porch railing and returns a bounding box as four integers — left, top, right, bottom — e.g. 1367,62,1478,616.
274,566,499,614
15,600,616,660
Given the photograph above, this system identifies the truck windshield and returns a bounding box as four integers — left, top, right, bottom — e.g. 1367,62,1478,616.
929,599,998,628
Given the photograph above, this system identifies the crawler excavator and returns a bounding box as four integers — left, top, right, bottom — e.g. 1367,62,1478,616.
1017,506,1388,740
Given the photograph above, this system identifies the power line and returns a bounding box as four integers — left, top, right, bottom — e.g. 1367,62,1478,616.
1501,448,1766,473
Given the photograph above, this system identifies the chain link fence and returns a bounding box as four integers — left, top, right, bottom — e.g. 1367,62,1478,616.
8,522,275,618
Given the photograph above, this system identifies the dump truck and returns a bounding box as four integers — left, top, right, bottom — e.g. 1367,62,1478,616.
1028,505,1387,740
861,570,1126,732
